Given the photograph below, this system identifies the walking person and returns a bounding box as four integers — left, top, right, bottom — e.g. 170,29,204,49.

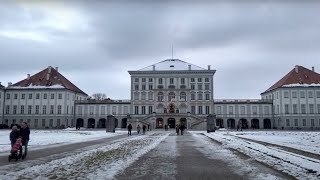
20,122,30,157
175,124,180,135
127,124,132,136
142,124,146,134
137,124,141,134
9,126,20,147
180,124,186,135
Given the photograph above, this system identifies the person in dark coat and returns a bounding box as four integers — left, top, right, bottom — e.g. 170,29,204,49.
142,124,146,134
20,122,30,157
128,124,132,136
180,124,186,135
9,126,20,147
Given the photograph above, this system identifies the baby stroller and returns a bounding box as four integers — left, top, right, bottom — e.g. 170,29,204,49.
8,137,25,161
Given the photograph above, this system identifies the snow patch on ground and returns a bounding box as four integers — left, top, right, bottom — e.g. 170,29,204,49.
0,129,126,153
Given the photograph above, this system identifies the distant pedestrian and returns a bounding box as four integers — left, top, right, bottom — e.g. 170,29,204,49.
142,125,146,134
128,124,132,136
20,122,30,157
137,125,141,134
180,124,186,135
175,124,180,135
148,125,150,131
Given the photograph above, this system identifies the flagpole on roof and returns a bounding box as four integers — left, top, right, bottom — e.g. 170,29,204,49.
172,44,174,59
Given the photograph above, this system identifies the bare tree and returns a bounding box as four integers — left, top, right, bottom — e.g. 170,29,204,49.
91,93,107,100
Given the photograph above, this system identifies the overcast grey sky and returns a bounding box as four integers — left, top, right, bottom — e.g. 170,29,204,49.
1,0,320,99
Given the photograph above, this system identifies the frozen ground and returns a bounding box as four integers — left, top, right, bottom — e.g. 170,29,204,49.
199,131,320,180
229,131,320,155
0,129,127,153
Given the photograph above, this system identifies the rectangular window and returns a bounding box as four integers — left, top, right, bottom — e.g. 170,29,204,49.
300,91,305,98
14,93,18,99
34,119,38,128
142,78,146,82
149,106,153,114
142,85,146,90
292,91,297,98
101,106,105,115
191,78,195,82
5,105,10,114
181,78,185,84
311,119,315,127
149,78,153,82
308,91,313,98
205,94,210,100
198,106,203,114
229,106,233,115
158,78,163,84
309,104,314,114
205,78,209,82
43,106,47,114
13,105,17,114
252,106,257,115
191,106,196,114
58,105,62,114
198,93,203,100
302,119,306,127
135,78,139,82
141,93,146,100
35,105,39,114
28,93,32,99
217,106,222,114
21,94,25,99
294,119,298,127
90,106,95,115
285,104,289,114
36,93,40,99
148,93,153,100
277,92,279,99
67,94,70,100
149,85,153,90
142,106,146,114
191,94,195,100
6,94,10,99
301,104,306,114
58,93,63,99
134,106,139,114
191,84,195,90
286,119,290,127
51,93,54,99
198,78,202,82
205,106,210,114
42,119,46,127
284,92,289,98
67,106,69,114
170,78,174,84
20,106,25,114
49,119,53,127
264,106,269,115
28,105,32,114
198,84,202,90
135,85,139,90
293,104,298,114
50,105,54,114
205,84,209,90
317,91,320,98
124,106,128,114
43,94,47,99
277,105,280,114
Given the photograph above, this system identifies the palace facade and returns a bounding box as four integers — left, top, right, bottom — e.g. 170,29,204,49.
1,60,320,130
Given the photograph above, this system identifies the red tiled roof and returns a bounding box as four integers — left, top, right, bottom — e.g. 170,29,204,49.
11,66,87,95
262,65,320,94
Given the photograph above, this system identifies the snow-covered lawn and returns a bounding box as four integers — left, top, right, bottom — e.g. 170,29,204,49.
198,131,320,180
0,129,127,153
229,131,320,155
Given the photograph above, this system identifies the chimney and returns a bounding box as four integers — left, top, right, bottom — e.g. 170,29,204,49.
312,66,315,72
188,65,191,70
152,65,155,71
8,82,12,87
208,65,211,70
27,74,31,80
55,67,59,72
48,66,52,73
295,65,299,73
46,73,50,81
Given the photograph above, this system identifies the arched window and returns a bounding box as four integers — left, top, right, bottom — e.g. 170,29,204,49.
168,92,175,102
180,92,186,101
157,92,164,102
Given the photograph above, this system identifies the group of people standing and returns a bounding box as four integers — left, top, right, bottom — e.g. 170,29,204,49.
175,124,186,135
127,124,150,136
9,122,30,157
